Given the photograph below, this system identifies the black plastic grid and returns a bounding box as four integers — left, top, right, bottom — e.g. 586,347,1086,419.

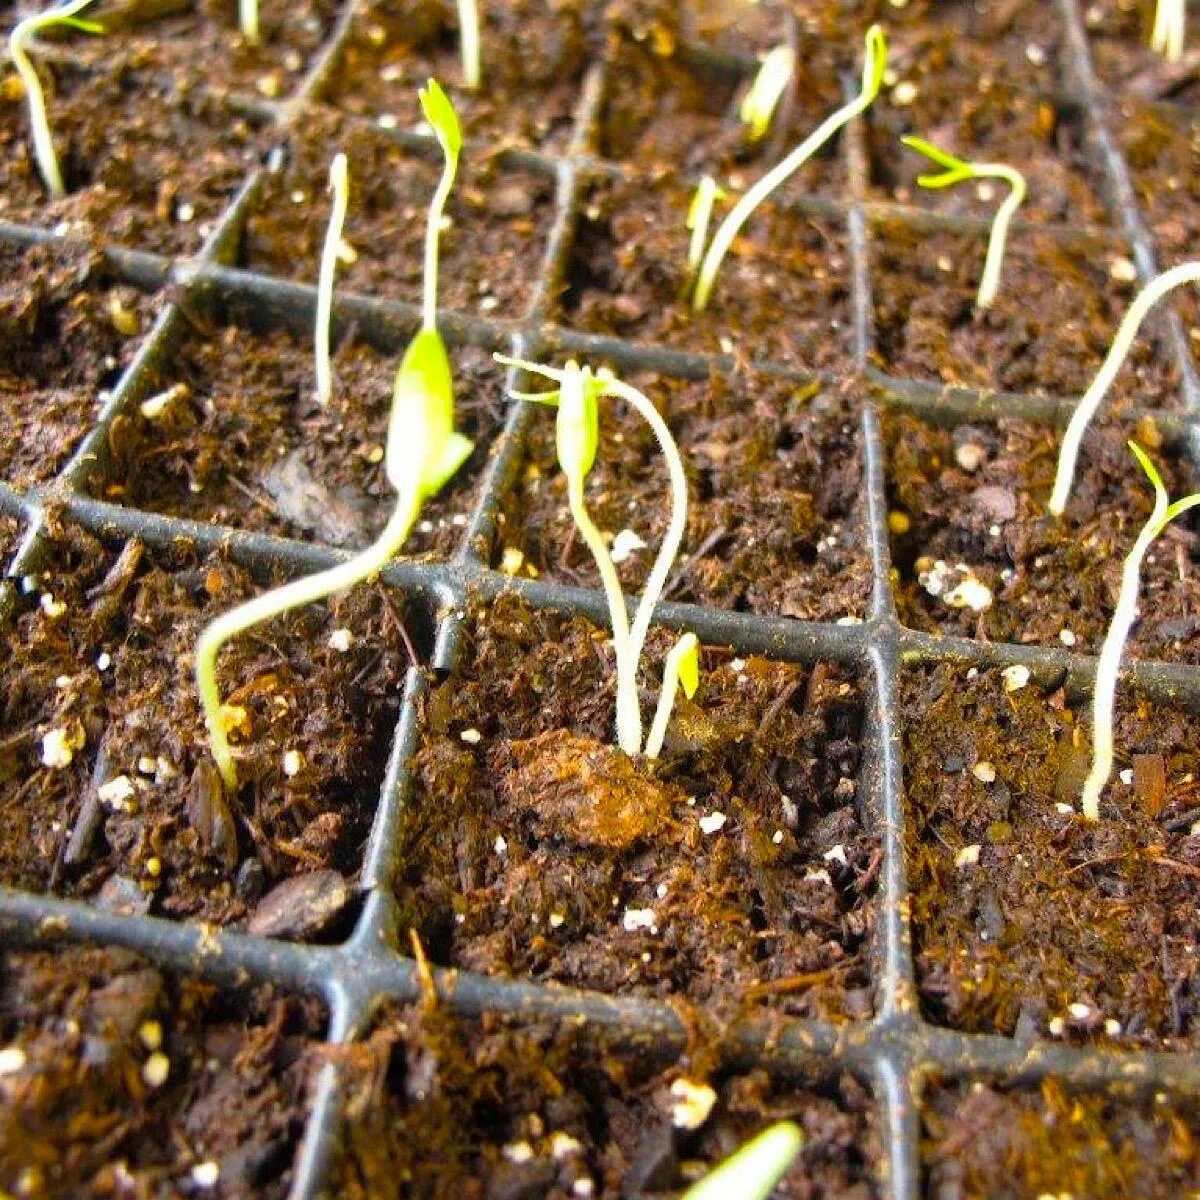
3,1,1200,1195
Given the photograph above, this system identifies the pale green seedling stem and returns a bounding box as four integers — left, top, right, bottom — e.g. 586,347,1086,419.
1049,261,1200,517
315,153,349,407
494,354,690,757
457,0,481,88
1079,442,1200,820
682,1121,804,1200
686,176,725,278
901,136,1026,309
419,79,462,333
1152,0,1184,62
739,43,795,142
8,0,103,198
239,0,259,43
643,632,699,760
691,24,886,313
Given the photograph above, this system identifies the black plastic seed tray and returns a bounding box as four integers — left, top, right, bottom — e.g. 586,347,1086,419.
3,1,1200,1196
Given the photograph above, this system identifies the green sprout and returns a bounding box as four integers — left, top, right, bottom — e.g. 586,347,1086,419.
494,353,694,758
900,136,1027,310
1151,0,1184,62
1049,261,1200,517
739,43,795,143
691,24,886,313
314,152,349,407
196,84,471,792
1078,442,1200,821
8,0,103,198
682,1121,804,1200
240,0,259,44
457,0,481,89
418,78,462,332
686,176,726,280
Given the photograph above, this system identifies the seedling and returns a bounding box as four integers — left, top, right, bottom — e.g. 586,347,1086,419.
1078,442,1200,821
643,631,699,760
314,153,349,407
240,0,259,44
1151,0,1184,62
1049,260,1200,517
8,0,103,198
196,82,471,791
682,1121,804,1200
686,176,726,280
494,353,694,758
739,43,795,143
457,0,481,89
900,136,1027,310
690,24,886,313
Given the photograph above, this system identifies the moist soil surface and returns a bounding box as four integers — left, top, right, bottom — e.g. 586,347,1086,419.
1083,0,1200,107
0,521,412,931
886,412,1200,661
498,367,871,621
243,108,556,320
563,171,854,371
319,0,589,154
0,942,325,1200
0,241,158,490
904,663,1200,1049
94,322,503,556
0,53,261,256
398,593,876,1021
868,219,1180,402
923,1078,1200,1200
332,997,880,1199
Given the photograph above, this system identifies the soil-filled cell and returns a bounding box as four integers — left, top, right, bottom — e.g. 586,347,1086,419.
92,322,500,557
904,663,1200,1048
0,527,415,928
61,0,340,103
397,594,876,1019
497,367,871,622
320,0,588,154
1084,0,1200,108
243,110,555,318
0,943,324,1200
332,1001,881,1199
0,57,261,256
869,218,1180,402
0,241,158,490
596,37,848,186
562,173,855,372
885,413,1200,662
923,1078,1200,1200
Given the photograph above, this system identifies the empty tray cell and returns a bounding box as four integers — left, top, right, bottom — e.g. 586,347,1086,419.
0,241,158,490
93,324,500,557
63,0,340,104
923,1078,1200,1199
332,1001,880,1198
396,594,875,1019
903,662,1200,1048
596,36,848,186
497,366,871,621
885,413,1200,661
1117,99,1200,265
562,173,854,371
0,528,418,930
320,0,587,154
1084,0,1200,108
868,217,1178,400
0,941,325,1199
866,70,1107,227
243,112,555,320
0,56,262,256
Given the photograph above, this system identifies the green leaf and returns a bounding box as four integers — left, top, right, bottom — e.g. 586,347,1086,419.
1129,439,1168,508
1165,494,1200,524
683,1122,803,1200
419,78,462,160
861,24,888,101
56,15,104,32
676,633,700,699
387,327,472,500
556,361,600,489
901,135,976,189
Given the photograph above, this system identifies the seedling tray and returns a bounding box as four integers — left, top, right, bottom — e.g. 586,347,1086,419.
4,1,1200,1195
